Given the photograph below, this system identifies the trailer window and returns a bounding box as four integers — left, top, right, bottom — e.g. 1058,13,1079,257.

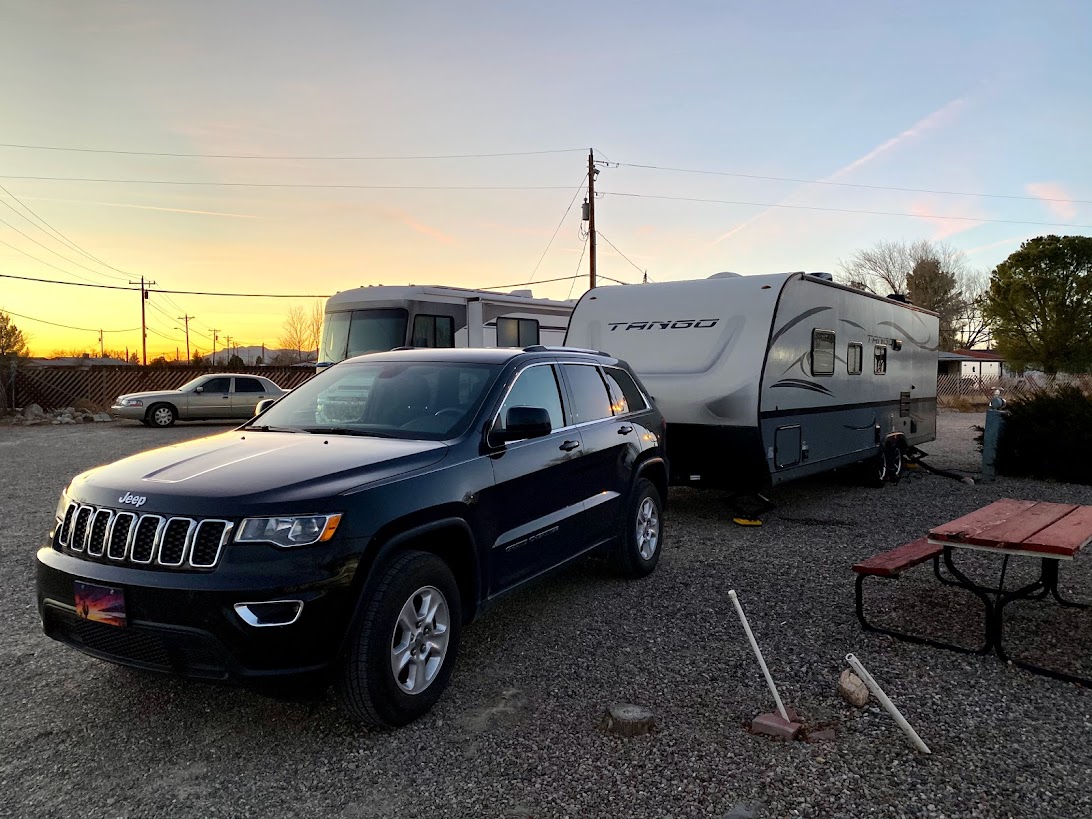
847,343,863,375
874,345,888,375
811,330,836,376
497,317,540,347
411,314,455,348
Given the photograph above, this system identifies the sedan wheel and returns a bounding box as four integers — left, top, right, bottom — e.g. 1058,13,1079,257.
148,404,177,427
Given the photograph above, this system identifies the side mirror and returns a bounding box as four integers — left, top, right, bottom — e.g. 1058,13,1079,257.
194,386,204,394
494,406,552,443
253,398,278,417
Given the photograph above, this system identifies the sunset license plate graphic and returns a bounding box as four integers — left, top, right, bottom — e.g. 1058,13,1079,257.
74,581,127,627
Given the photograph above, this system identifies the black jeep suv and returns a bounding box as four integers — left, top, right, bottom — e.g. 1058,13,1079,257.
36,347,667,726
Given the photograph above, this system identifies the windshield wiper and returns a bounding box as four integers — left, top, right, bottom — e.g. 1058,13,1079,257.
301,427,395,438
248,425,301,433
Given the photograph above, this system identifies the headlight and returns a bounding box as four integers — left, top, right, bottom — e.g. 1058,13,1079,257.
118,398,143,407
55,489,70,522
236,513,342,548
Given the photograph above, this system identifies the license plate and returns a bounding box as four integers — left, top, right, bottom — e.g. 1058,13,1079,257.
74,581,127,627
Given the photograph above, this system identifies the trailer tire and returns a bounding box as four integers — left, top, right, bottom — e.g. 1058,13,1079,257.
883,438,905,483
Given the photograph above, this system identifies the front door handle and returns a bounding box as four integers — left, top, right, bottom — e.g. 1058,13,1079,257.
618,425,633,435
559,440,581,452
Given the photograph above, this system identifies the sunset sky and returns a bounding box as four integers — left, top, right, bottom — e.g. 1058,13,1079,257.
2,1,1090,358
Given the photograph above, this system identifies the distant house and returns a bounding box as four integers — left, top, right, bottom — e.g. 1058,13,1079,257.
30,355,131,367
938,349,1006,380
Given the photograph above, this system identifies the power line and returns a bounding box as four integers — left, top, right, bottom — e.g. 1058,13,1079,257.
0,143,587,161
528,174,588,283
595,231,646,276
0,175,575,191
0,308,138,333
0,237,115,286
0,215,129,284
0,272,332,297
615,161,1092,205
599,190,1092,229
566,237,590,301
0,183,130,280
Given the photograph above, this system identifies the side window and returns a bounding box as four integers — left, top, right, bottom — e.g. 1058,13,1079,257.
496,365,565,433
847,343,863,375
874,345,888,375
563,364,614,424
811,329,835,376
411,314,455,348
497,317,540,347
603,367,648,414
234,377,266,393
202,377,232,393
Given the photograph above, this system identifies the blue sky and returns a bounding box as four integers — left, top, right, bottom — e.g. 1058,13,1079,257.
2,1,1089,354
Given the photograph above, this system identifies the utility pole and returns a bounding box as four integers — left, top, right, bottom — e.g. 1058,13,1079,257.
128,276,156,365
587,149,597,290
225,336,233,363
211,329,220,365
98,330,104,358
177,314,195,362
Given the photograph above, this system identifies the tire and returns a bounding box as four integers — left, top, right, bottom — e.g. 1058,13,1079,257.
610,478,663,578
884,438,905,483
147,403,177,427
337,551,461,728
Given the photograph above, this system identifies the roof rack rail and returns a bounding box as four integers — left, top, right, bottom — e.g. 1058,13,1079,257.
390,345,417,351
523,345,611,356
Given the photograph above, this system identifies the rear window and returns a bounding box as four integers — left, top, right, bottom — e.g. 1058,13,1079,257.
603,367,648,414
562,364,613,424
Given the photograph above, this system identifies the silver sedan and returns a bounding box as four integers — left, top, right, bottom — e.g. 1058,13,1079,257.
112,374,289,427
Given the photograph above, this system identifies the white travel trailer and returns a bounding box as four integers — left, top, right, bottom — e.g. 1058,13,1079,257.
319,285,575,369
564,272,940,489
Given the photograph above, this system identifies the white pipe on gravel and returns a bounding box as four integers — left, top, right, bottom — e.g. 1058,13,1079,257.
846,653,931,754
728,589,789,722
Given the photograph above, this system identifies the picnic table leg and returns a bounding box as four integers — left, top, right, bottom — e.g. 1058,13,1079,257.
1042,559,1092,609
993,565,1092,687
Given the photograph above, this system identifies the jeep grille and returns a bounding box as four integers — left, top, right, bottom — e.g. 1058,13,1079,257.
55,502,233,571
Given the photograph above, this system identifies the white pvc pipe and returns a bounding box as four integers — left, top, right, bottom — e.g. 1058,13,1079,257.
728,589,789,722
846,653,931,754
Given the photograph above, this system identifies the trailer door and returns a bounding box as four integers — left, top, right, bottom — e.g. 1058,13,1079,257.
774,425,802,469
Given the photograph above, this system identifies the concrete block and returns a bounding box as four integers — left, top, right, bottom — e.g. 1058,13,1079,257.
750,711,802,740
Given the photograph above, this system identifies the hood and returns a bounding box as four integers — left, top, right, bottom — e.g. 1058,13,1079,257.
116,389,184,401
68,431,449,516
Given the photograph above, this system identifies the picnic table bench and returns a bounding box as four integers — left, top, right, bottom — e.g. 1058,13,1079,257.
854,499,1092,685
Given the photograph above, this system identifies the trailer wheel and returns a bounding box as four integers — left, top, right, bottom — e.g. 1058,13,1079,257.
884,438,905,483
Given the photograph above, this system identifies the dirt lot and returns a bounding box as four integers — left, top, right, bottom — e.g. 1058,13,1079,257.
2,412,1091,819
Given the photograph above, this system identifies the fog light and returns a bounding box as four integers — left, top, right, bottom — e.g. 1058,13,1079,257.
233,600,303,627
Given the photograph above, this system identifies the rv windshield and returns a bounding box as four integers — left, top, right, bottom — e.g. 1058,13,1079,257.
320,308,408,364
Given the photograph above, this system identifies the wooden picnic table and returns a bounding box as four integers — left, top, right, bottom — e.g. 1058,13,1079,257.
853,499,1092,686
927,499,1092,685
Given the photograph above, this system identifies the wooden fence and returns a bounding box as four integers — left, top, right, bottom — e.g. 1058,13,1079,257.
3,364,316,412
937,373,1092,408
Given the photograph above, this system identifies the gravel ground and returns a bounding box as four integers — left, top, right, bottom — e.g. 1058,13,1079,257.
3,411,1092,819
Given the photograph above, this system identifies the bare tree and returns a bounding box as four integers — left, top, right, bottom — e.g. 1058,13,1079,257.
279,305,310,363
954,270,991,349
309,300,324,360
838,239,969,297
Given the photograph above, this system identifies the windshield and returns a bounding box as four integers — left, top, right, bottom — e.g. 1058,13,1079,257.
320,308,409,364
178,376,209,391
248,359,501,440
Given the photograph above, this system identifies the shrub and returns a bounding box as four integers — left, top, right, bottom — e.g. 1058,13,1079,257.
996,384,1092,485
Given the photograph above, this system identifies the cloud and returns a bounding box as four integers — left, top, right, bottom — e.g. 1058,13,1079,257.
907,199,985,241
398,214,457,245
1025,182,1077,221
708,96,968,248
965,236,1025,256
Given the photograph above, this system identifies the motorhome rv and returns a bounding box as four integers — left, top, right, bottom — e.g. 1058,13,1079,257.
564,272,939,488
318,285,575,370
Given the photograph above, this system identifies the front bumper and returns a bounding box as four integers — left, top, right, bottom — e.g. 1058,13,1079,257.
111,405,145,420
36,545,361,682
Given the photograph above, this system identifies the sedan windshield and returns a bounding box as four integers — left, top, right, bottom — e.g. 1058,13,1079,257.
248,360,501,440
178,376,210,391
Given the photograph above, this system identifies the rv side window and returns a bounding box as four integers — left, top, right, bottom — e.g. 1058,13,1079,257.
411,314,455,348
874,345,887,375
603,367,648,414
497,317,540,347
847,343,863,375
811,329,836,376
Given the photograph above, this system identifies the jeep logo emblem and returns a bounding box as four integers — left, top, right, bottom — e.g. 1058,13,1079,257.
118,492,147,508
